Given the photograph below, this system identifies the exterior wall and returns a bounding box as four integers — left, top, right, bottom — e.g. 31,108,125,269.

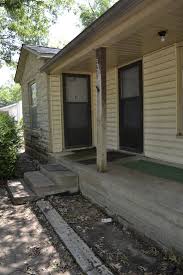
92,44,183,165
106,68,119,150
143,45,183,164
21,53,50,160
49,44,183,165
49,75,63,153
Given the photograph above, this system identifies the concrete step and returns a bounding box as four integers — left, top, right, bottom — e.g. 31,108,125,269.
40,164,79,194
24,170,78,197
24,171,57,196
7,179,37,205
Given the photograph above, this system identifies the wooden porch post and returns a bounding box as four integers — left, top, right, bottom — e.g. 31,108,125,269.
96,47,107,172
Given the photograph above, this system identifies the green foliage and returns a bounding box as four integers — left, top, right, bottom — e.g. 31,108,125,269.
78,0,118,28
0,0,73,64
17,117,24,143
0,84,21,106
0,112,21,180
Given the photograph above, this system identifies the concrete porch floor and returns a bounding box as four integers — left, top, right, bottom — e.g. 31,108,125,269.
51,150,183,254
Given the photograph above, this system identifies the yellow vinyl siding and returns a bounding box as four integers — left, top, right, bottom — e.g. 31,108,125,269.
143,45,183,164
49,75,63,153
106,68,118,150
21,53,50,157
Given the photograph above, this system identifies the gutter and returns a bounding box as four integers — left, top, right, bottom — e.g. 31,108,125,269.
41,0,144,73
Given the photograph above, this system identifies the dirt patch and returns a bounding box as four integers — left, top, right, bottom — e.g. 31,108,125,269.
0,187,84,275
30,201,84,275
49,194,183,275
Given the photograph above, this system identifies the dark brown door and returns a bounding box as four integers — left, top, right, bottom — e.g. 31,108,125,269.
119,61,143,153
63,74,92,149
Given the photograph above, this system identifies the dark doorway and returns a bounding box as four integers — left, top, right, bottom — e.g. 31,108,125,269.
63,74,92,149
119,61,143,153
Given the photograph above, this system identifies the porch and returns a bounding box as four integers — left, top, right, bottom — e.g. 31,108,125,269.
46,0,183,169
50,149,183,254
44,0,183,254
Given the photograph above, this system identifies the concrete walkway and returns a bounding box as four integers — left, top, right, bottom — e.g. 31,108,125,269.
0,187,83,275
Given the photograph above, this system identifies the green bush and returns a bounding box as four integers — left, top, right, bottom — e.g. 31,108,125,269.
0,112,21,180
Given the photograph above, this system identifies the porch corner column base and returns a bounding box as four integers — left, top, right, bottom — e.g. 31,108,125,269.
97,159,107,173
96,47,107,173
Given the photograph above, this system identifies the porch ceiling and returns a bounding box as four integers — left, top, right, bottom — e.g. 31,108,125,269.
49,0,183,73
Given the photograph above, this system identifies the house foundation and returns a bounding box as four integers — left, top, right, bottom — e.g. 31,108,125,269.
51,152,183,254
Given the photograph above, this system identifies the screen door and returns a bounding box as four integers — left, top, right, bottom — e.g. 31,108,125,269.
119,61,143,152
63,74,92,149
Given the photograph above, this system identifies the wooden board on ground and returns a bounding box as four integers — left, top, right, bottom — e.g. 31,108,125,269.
37,200,114,275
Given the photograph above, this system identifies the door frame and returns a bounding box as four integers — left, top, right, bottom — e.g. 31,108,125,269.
62,73,92,149
118,60,144,153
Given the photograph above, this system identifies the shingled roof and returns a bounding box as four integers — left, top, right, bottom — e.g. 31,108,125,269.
24,45,60,57
15,44,60,83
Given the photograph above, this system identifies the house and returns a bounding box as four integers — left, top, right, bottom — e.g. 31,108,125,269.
15,45,60,159
0,101,22,122
15,0,183,253
16,0,183,167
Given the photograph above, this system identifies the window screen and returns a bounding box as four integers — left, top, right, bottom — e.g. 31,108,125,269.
121,65,140,98
65,77,88,103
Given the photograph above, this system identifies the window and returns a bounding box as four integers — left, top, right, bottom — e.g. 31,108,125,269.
29,82,38,128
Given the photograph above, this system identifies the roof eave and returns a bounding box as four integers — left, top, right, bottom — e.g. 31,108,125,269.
14,45,57,83
41,0,144,73
14,45,27,83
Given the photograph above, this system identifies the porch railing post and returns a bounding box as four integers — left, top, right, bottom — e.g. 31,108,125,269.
96,47,107,172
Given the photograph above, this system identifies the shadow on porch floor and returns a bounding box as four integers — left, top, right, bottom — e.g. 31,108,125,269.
61,148,135,164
